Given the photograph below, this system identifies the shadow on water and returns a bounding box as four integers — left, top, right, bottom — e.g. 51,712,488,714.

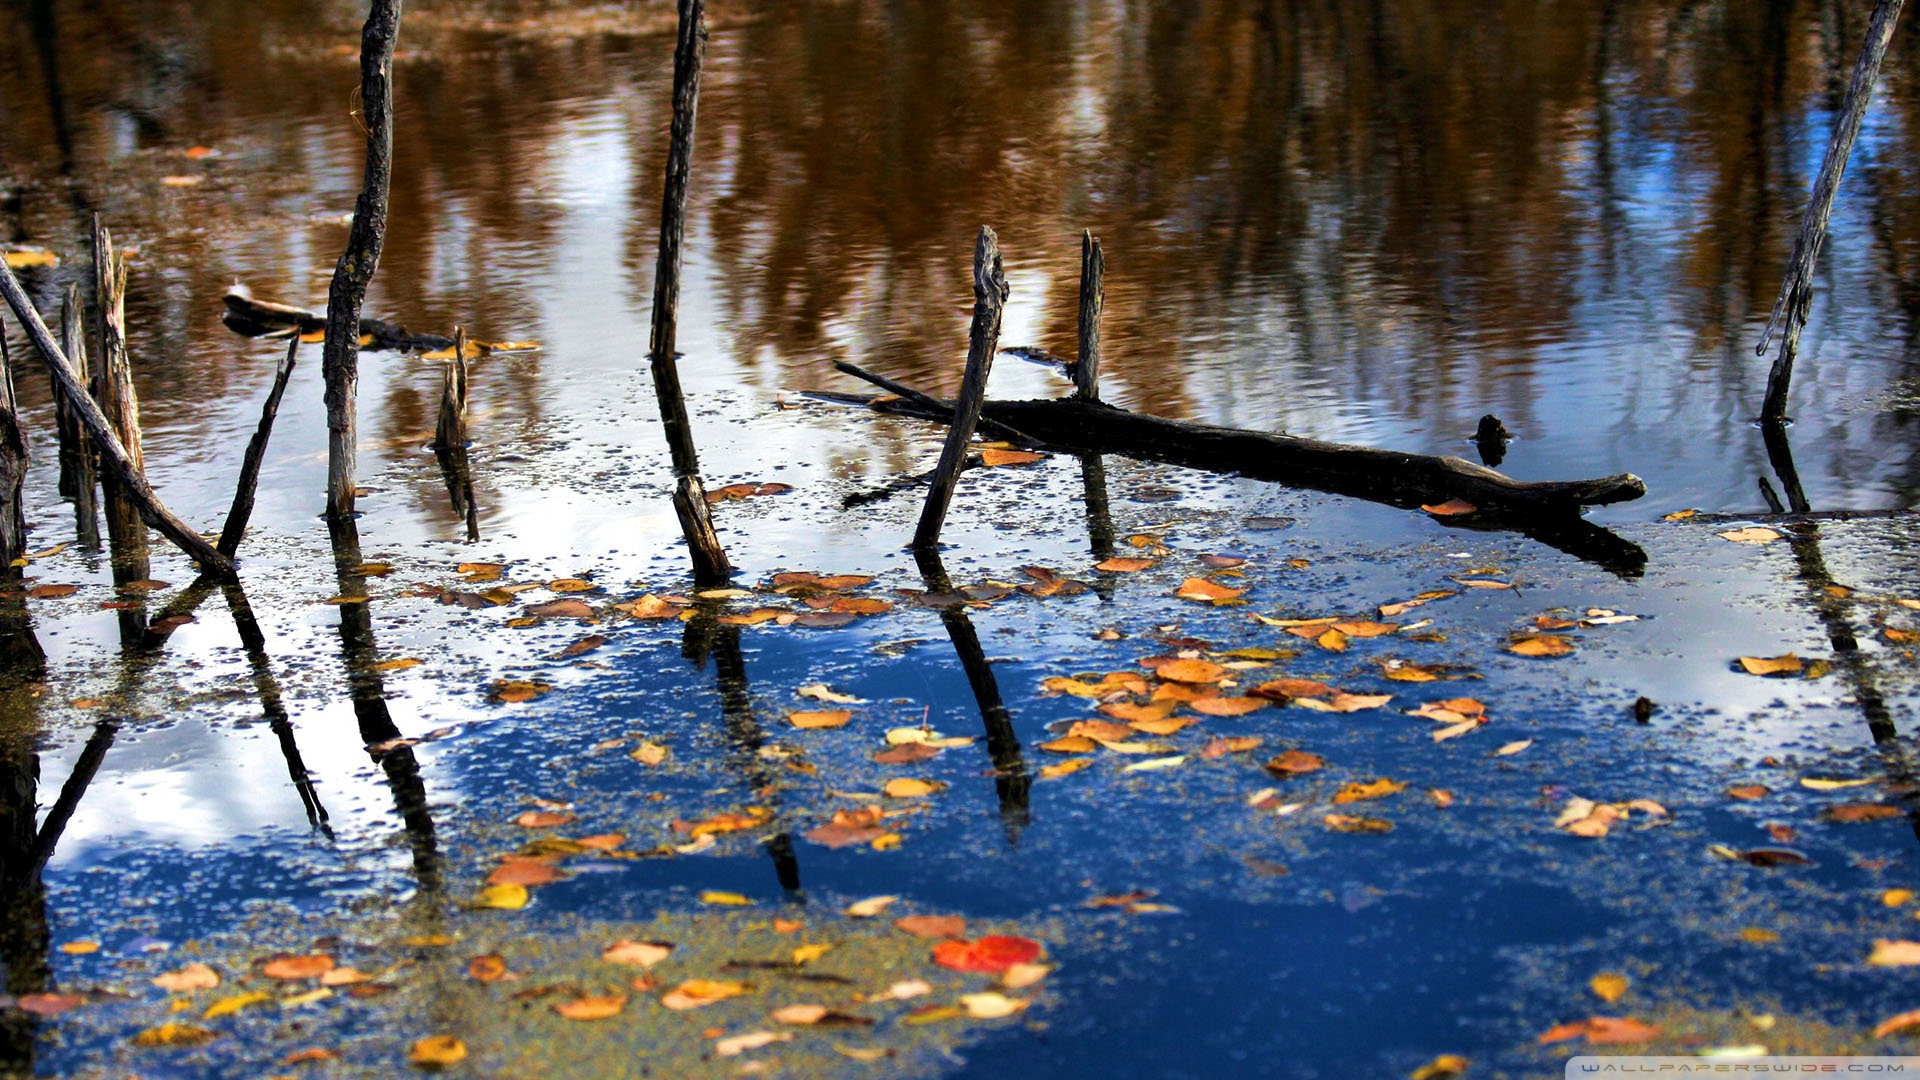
0,590,48,1077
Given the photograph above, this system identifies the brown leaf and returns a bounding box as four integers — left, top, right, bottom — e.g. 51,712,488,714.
27,584,77,599
468,954,512,982
18,993,83,1017
1264,750,1325,777
894,914,967,939
152,963,221,992
1738,653,1803,676
1508,635,1575,658
1725,784,1771,800
1332,778,1406,804
515,810,576,829
1095,557,1155,573
488,858,567,887
558,634,608,658
789,709,854,730
261,954,335,980
1250,679,1336,701
873,742,942,764
553,994,627,1020
525,598,595,619
1824,803,1904,823
1323,813,1393,834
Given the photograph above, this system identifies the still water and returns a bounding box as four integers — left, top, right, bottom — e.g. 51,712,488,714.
1,1,1919,1076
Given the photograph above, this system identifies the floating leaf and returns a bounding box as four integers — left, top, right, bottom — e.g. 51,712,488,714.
1590,972,1629,1003
28,584,78,599
515,810,575,828
18,993,83,1017
895,915,967,939
716,1030,793,1056
1874,1009,1920,1038
408,1035,468,1067
1718,527,1782,544
1725,785,1770,800
1264,750,1325,777
1122,755,1188,773
477,883,530,910
790,709,854,730
1095,557,1155,572
59,940,99,955
845,895,898,918
883,778,941,799
630,741,668,766
1039,759,1093,779
1737,654,1802,676
262,954,335,980
153,963,221,992
1294,692,1393,713
1175,578,1245,603
1410,1054,1470,1080
601,940,673,968
798,684,863,704
2,249,59,269
1871,940,1920,966
1824,803,1903,823
203,991,271,1019
980,448,1045,467
1421,499,1477,516
1494,739,1533,756
1158,658,1227,684
660,979,750,1010
700,891,753,907
553,994,627,1020
792,943,833,965
960,992,1028,1019
931,936,1043,974
1323,814,1393,834
1200,736,1262,759
467,954,512,982
1332,778,1406,804
132,1023,216,1047
490,680,552,704
1801,776,1875,790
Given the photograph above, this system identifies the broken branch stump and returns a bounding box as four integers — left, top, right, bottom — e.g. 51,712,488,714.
912,226,1010,550
217,335,300,559
0,256,234,576
56,286,98,544
0,329,24,577
645,0,731,585
1075,231,1103,401
92,218,150,580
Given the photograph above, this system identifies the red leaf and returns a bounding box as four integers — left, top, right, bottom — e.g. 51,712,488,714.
931,935,1043,974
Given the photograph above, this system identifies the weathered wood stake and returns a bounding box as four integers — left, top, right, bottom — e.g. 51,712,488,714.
55,286,97,544
1074,230,1103,402
645,0,731,585
0,260,233,576
91,219,150,581
322,0,403,519
1756,0,1905,423
434,327,470,451
0,328,25,578
912,226,1009,550
216,336,300,559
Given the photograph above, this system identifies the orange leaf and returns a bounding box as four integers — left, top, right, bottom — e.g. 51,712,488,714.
514,810,576,828
261,954,335,980
552,994,627,1020
1175,578,1245,603
1186,695,1268,717
1157,658,1228,684
894,915,967,939
931,936,1043,974
1263,750,1325,776
789,709,854,730
468,954,512,982
1095,557,1155,573
980,449,1045,467
1508,635,1574,658
1421,499,1477,516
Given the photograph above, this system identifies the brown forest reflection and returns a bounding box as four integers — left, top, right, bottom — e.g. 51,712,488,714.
3,0,1920,513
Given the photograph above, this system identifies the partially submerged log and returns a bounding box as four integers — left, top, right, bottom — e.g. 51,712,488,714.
813,385,1649,574
829,391,1644,516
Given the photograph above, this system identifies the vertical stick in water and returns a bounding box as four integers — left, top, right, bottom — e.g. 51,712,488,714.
1074,231,1104,402
645,0,731,584
434,327,470,451
0,327,24,577
322,0,403,518
913,226,1009,550
55,287,97,545
217,335,300,559
91,218,150,583
1756,0,1905,424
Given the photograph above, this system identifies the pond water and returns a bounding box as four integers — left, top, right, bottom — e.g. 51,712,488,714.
3,1,1920,1077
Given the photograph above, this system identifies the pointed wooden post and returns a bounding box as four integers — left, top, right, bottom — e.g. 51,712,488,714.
0,331,25,578
1756,0,1905,423
54,286,97,545
913,226,1009,550
645,0,731,585
1074,230,1104,402
322,0,402,519
91,218,150,583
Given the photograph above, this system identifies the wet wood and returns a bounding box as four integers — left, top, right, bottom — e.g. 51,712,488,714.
834,360,1038,446
434,327,470,450
216,335,299,559
646,0,731,585
54,286,97,544
913,226,1010,550
221,288,456,353
322,0,403,519
0,252,233,576
0,331,24,578
91,219,150,580
1075,231,1104,401
1757,0,1905,423
835,392,1645,515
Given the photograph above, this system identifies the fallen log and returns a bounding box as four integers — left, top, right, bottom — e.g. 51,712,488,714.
822,391,1643,515
811,388,1649,575
220,286,539,357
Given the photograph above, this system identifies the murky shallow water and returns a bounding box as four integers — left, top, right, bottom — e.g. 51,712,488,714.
3,1,1920,1076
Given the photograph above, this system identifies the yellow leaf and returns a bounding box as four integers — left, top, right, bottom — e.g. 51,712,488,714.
790,709,854,729
279,988,333,1008
1410,1055,1470,1080
630,742,669,766
553,994,627,1020
203,991,271,1019
59,940,99,955
1509,635,1574,658
792,943,832,965
601,940,673,967
699,890,753,906
408,1035,468,1066
1333,778,1406,804
1870,940,1920,966
372,657,421,672
1800,776,1875,790
132,1022,216,1047
1884,889,1916,909
1039,759,1092,779
152,963,221,992
883,778,941,798
1738,927,1780,944
1662,509,1699,521
476,883,530,910
3,250,59,269
1590,972,1629,1003
659,979,751,1010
